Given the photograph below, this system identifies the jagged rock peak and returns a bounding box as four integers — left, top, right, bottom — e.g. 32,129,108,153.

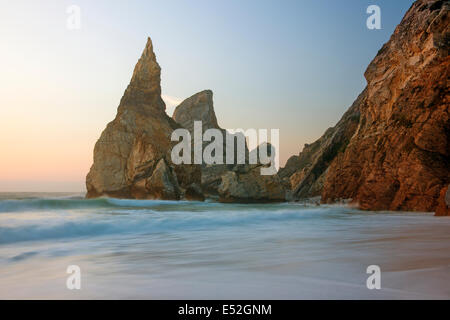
131,37,159,84
121,36,165,112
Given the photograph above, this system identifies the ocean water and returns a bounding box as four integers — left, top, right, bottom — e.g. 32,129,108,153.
0,192,449,299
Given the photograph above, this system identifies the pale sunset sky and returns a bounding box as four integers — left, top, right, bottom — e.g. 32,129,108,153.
0,0,413,192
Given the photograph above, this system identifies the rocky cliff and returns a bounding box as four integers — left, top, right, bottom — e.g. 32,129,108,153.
278,90,364,199
172,91,286,202
86,38,201,200
172,90,231,195
87,38,285,202
281,0,449,214
88,0,447,211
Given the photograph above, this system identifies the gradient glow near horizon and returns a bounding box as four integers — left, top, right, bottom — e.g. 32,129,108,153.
0,0,413,192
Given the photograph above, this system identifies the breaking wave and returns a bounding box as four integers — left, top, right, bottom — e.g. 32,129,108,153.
0,197,192,213
0,201,344,244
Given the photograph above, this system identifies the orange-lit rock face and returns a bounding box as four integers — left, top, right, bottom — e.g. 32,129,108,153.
322,0,449,213
435,185,450,216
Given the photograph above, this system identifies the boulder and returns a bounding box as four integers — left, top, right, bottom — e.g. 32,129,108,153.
218,165,286,203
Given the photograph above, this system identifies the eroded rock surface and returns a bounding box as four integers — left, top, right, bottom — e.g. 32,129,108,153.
218,165,286,203
281,0,449,214
86,38,201,200
172,90,231,194
323,0,449,213
435,185,450,216
173,90,220,133
278,90,363,199
87,39,283,202
172,91,285,201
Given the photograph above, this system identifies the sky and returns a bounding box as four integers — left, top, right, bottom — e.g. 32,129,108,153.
0,0,414,192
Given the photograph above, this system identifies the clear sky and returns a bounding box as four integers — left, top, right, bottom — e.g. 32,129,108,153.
0,0,414,192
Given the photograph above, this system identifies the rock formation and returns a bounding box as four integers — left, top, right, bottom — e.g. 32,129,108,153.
86,38,201,200
172,91,286,202
435,184,450,216
172,90,231,195
278,90,363,199
173,90,220,134
281,0,449,214
88,0,446,211
218,164,286,203
87,39,284,202
218,143,285,203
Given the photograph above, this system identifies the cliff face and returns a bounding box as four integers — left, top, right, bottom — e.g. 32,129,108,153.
88,0,447,211
278,90,363,199
86,38,201,200
281,0,449,214
323,0,449,212
435,185,450,215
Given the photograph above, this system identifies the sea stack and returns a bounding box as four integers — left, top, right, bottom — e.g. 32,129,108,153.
86,37,201,200
172,90,286,201
86,38,284,202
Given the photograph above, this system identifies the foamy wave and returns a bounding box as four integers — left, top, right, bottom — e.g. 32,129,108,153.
0,197,201,213
0,198,112,212
0,220,143,244
105,198,192,207
0,207,335,244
